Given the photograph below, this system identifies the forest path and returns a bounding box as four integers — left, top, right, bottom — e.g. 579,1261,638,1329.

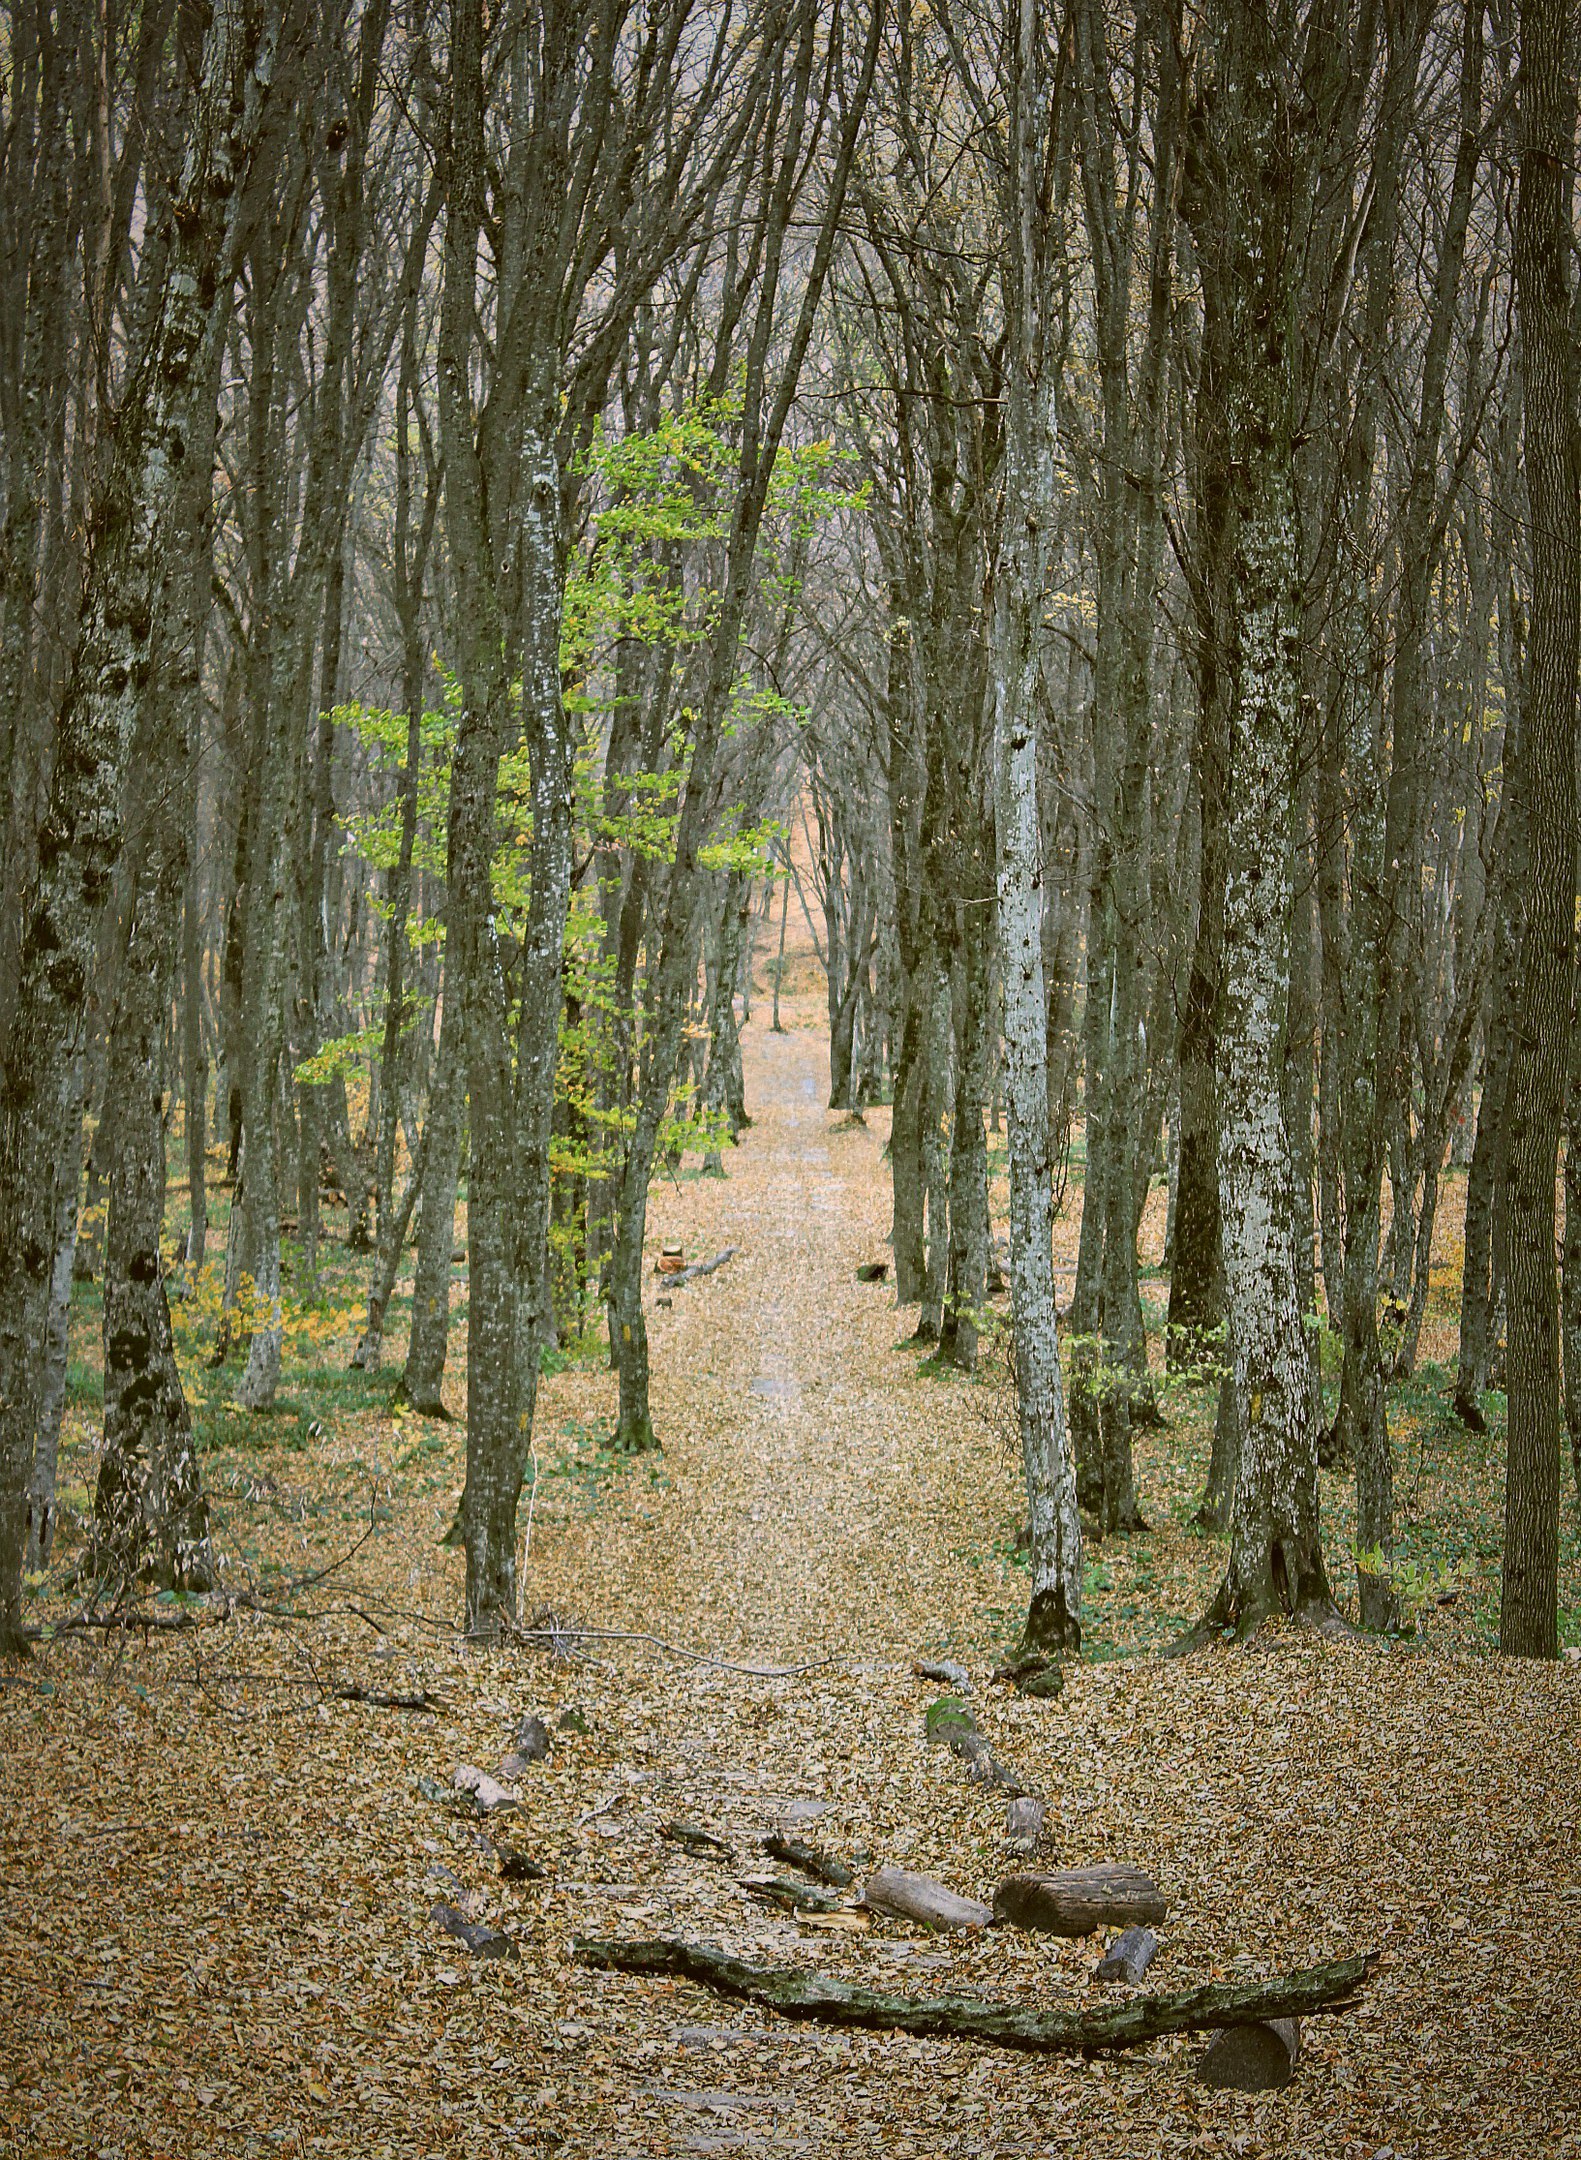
531,985,1014,1662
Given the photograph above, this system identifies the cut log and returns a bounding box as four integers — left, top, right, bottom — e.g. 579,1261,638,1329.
1198,2016,1301,2090
491,1843,548,1882
573,1938,1378,2056
994,1866,1167,1937
1004,1796,1045,1853
994,1647,1064,1699
430,1902,516,1960
762,1834,853,1887
913,1658,971,1691
500,1713,551,1775
1096,1926,1159,1984
861,1865,992,1931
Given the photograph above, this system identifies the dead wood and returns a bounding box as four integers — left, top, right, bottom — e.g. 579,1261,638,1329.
1004,1795,1045,1852
762,1833,853,1886
573,1938,1379,2055
924,1695,1028,1794
1096,1925,1159,1983
430,1903,516,1960
993,1865,1168,1936
860,1864,992,1930
1197,2015,1301,2089
666,1246,740,1289
663,1821,735,1861
331,1682,437,1712
740,1874,846,1914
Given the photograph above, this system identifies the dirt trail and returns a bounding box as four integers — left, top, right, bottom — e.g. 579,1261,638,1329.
533,996,1016,1663
4,955,1580,2160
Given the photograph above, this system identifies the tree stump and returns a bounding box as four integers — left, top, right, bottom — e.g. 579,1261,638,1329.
993,1865,1167,1936
1005,1796,1045,1852
1197,2016,1301,2090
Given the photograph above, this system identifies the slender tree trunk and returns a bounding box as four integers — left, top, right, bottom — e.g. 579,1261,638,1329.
991,0,1083,1660
182,844,208,1277
401,993,462,1417
1499,0,1579,1658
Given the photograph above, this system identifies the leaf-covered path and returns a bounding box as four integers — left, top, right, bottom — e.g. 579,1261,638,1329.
3,985,1581,2159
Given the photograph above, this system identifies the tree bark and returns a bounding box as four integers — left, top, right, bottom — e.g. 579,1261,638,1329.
0,0,279,1649
990,0,1083,1660
401,991,462,1417
1499,0,1579,1659
1184,0,1339,1640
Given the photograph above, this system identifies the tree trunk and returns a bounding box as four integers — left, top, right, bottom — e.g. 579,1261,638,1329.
1185,0,1338,1640
401,992,462,1417
0,0,273,1649
24,1063,87,1574
990,0,1083,1659
1499,0,1579,1659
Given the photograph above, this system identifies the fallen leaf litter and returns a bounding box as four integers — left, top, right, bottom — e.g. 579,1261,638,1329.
2,971,1579,2158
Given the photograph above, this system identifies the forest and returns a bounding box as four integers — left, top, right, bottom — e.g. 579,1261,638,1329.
2,0,1579,2153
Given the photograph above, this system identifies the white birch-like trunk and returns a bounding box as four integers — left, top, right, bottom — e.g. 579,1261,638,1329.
990,0,1082,1658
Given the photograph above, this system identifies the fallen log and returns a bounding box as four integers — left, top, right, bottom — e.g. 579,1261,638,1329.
861,1865,992,1931
1198,2015,1301,2090
573,1938,1379,2056
662,1821,735,1862
994,1865,1167,1937
740,1874,847,1915
762,1833,853,1887
665,1246,739,1289
430,1902,516,1960
331,1683,437,1713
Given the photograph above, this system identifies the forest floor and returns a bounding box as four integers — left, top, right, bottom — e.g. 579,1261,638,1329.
4,944,1581,2158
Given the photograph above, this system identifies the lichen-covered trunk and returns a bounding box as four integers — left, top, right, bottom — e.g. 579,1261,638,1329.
94,347,223,1590
1209,457,1333,1635
24,1063,86,1574
0,0,274,1649
991,0,1082,1656
94,827,215,1591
